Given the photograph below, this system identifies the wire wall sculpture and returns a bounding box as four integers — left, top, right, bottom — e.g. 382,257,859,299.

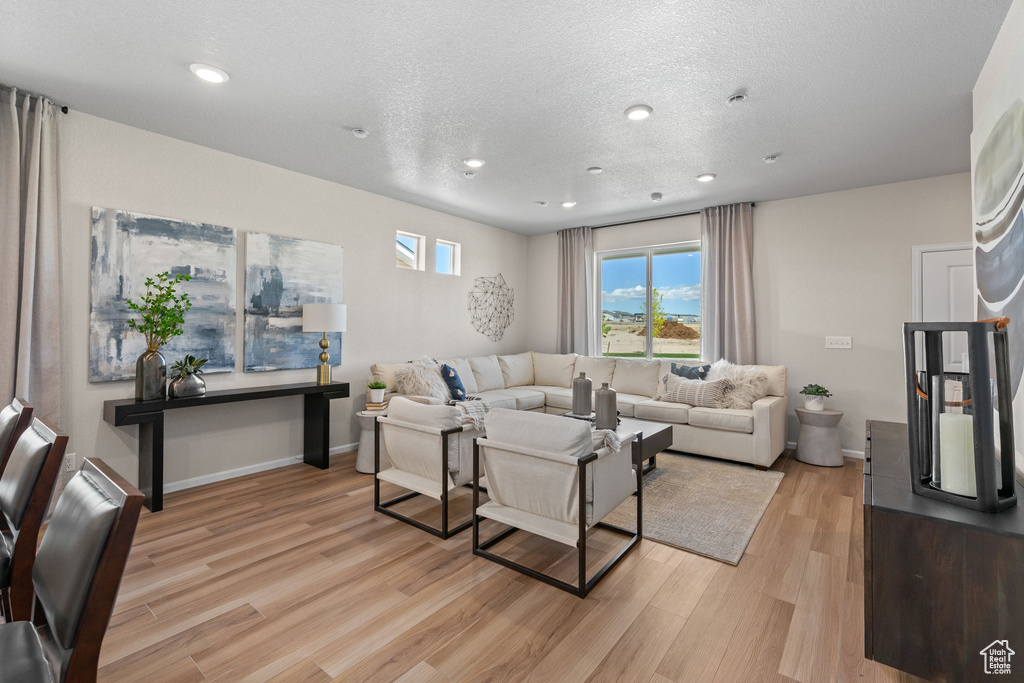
468,274,514,341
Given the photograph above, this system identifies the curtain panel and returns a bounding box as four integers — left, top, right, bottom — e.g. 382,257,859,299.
700,202,755,365
0,87,62,424
556,226,597,356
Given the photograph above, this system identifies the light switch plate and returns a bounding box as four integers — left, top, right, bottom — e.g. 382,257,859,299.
825,336,852,349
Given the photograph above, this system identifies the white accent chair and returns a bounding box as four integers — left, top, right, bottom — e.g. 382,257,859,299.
472,409,641,598
374,397,481,538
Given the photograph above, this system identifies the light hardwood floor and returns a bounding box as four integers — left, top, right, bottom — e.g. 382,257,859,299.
97,449,927,682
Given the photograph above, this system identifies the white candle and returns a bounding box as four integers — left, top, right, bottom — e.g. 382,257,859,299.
939,413,977,497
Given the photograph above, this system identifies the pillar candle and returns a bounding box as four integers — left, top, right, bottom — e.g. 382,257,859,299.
939,412,977,497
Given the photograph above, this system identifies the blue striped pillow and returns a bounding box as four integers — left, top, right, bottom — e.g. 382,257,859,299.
671,362,710,380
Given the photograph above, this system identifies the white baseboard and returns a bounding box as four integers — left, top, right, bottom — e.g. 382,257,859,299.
787,441,864,460
164,442,359,494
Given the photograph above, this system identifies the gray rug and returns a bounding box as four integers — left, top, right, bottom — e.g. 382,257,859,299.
604,452,784,565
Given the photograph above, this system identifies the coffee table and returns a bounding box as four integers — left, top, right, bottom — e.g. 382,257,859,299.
616,417,673,474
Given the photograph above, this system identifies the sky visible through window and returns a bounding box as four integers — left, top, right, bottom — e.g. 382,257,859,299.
602,251,701,316
397,235,416,252
436,242,452,274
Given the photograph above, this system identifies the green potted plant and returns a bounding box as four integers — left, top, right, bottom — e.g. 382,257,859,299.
126,271,193,400
368,379,387,404
800,383,832,411
168,355,208,398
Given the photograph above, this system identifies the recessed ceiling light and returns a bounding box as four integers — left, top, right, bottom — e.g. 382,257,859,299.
763,154,780,164
464,158,485,168
587,167,603,174
535,201,549,206
463,171,476,178
625,105,653,121
562,201,577,208
189,63,229,84
351,128,369,139
727,92,747,106
651,192,663,202
696,173,716,182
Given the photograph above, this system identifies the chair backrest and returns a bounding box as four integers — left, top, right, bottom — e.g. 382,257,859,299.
483,409,594,458
0,418,65,535
380,397,472,485
32,458,143,681
0,398,33,480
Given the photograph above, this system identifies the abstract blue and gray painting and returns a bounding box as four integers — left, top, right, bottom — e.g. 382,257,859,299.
244,232,344,372
90,207,237,382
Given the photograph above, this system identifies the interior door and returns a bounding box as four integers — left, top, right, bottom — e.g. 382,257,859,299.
917,245,974,372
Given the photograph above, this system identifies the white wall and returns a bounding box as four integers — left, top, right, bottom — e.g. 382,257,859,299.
524,173,972,453
59,112,528,489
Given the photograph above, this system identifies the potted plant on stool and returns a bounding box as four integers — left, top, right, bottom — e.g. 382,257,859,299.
800,384,832,411
368,380,387,404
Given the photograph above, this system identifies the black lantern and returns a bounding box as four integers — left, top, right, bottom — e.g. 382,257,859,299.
903,319,1016,512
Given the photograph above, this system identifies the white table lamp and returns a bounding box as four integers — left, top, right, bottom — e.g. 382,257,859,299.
302,303,347,385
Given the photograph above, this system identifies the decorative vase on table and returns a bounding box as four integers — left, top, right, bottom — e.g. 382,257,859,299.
168,372,206,398
135,349,166,401
572,372,592,416
804,395,824,411
595,382,617,430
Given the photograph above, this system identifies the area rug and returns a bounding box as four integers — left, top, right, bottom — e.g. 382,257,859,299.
604,452,784,565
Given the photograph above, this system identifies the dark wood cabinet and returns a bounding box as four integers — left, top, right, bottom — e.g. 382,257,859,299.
864,420,1024,682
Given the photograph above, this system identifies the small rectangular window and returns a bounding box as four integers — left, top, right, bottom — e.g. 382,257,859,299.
435,239,461,275
396,231,424,270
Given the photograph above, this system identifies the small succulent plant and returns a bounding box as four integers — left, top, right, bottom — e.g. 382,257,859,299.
170,355,208,380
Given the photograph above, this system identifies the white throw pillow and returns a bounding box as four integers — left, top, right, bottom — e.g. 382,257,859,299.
498,352,535,387
612,358,662,396
660,374,733,408
469,355,505,392
393,361,451,401
532,353,577,388
705,360,769,409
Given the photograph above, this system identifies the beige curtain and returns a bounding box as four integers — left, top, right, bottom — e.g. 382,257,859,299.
0,87,62,424
556,226,597,356
700,202,755,364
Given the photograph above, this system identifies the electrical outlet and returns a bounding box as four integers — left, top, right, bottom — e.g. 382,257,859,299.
825,336,852,349
64,452,76,472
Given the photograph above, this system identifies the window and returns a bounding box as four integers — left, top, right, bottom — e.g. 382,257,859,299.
435,239,461,275
598,243,700,360
396,231,424,270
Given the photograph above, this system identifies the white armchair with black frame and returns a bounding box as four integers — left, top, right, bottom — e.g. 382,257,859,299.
373,397,481,539
472,409,642,598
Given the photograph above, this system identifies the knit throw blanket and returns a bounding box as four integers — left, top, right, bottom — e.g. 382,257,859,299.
450,398,488,430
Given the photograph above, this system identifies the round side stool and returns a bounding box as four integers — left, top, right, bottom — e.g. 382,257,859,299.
356,411,390,474
795,407,844,467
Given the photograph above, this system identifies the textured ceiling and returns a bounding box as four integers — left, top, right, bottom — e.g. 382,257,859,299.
0,0,1012,235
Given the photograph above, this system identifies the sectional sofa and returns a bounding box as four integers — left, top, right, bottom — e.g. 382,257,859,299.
370,352,788,469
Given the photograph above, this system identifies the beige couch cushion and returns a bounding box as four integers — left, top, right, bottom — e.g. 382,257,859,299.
749,365,787,396
470,391,518,410
437,358,478,394
370,363,408,393
498,352,535,387
612,359,662,397
613,393,649,418
469,355,505,392
574,356,616,385
533,353,577,388
538,386,573,410
634,399,691,424
484,388,546,411
687,407,754,434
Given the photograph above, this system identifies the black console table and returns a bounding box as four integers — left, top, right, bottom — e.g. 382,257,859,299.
103,381,349,512
864,420,1024,682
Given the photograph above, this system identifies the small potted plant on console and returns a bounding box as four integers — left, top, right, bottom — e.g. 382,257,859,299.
168,355,208,398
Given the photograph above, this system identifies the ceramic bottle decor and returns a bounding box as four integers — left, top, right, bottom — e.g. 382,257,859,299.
135,349,166,401
595,382,617,430
572,372,592,416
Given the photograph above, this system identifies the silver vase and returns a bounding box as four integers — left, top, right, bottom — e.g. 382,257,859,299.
168,373,206,398
595,382,617,430
135,349,166,401
572,372,592,416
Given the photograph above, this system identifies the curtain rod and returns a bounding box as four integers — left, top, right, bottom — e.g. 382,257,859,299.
0,84,69,114
588,202,755,231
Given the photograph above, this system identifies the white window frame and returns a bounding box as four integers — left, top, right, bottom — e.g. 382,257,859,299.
396,230,425,271
435,239,461,276
596,240,700,360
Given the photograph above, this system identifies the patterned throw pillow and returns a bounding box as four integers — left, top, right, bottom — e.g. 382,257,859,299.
661,374,733,408
440,363,468,401
671,362,711,380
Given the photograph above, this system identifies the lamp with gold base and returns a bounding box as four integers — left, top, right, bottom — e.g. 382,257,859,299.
301,303,347,385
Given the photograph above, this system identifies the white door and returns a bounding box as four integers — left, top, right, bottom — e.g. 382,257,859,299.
915,244,974,372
